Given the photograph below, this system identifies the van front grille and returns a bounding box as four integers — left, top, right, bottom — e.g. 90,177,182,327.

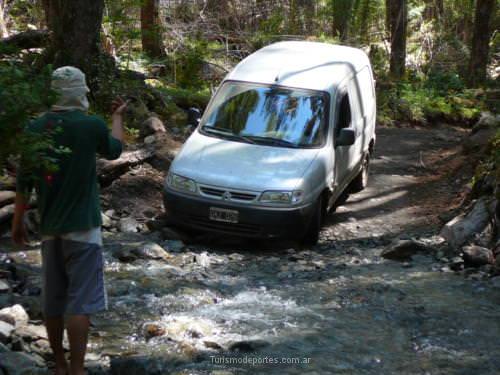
199,185,258,202
187,214,262,235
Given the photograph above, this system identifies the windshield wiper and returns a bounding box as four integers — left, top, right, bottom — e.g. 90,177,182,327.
201,125,256,144
245,135,300,148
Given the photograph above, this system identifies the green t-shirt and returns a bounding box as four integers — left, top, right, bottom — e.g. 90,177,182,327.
17,110,122,235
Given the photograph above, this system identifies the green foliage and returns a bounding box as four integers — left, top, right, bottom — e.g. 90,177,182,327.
377,74,484,126
0,61,62,188
171,39,209,89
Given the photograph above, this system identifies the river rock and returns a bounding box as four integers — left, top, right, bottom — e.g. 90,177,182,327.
101,212,113,229
0,320,14,343
119,217,140,233
228,339,270,352
13,324,48,341
140,116,166,138
440,198,493,249
381,239,435,260
132,242,171,261
0,351,45,374
462,245,494,267
0,304,29,327
143,323,166,339
0,279,9,293
111,356,168,375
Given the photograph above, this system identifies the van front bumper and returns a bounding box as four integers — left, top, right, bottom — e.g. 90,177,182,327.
163,188,316,239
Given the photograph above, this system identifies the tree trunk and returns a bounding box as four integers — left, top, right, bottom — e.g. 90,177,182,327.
359,0,371,43
0,0,8,38
141,0,164,58
468,0,496,86
332,0,353,42
43,0,105,78
387,0,407,79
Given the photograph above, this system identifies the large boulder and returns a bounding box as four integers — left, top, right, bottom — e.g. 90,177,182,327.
0,304,29,327
140,116,166,139
440,198,494,249
463,112,500,153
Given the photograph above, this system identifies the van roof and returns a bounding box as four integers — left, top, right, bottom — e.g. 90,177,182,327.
225,41,371,93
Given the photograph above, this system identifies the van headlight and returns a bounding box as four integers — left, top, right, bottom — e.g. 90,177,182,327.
259,190,304,205
166,173,197,194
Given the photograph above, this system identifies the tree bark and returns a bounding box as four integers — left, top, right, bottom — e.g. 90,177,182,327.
387,0,407,79
332,0,353,42
141,0,164,58
468,0,496,86
0,0,8,38
42,0,105,78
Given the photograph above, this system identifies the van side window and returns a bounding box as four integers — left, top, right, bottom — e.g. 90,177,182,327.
337,94,351,133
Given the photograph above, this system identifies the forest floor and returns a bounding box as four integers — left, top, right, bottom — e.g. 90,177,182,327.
1,125,500,375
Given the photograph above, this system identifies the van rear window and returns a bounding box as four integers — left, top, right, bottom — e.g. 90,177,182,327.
200,82,328,148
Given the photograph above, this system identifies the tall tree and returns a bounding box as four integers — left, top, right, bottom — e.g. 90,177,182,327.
467,0,496,86
332,0,353,42
387,0,407,79
42,0,105,77
0,0,8,38
141,0,164,58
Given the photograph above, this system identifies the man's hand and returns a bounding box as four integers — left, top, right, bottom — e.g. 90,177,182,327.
12,221,28,246
111,96,128,117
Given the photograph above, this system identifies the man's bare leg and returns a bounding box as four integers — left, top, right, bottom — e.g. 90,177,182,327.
45,316,68,375
66,315,89,375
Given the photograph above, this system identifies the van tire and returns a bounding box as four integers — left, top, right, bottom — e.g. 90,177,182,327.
350,154,370,193
301,196,322,246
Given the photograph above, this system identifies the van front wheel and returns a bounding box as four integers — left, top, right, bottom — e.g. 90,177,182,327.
301,196,323,246
350,154,370,193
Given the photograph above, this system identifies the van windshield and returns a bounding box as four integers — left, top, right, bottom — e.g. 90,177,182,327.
199,82,328,148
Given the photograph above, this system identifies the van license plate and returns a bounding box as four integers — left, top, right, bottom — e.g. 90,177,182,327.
209,207,239,223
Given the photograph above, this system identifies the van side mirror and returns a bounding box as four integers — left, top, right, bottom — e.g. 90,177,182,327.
335,128,355,146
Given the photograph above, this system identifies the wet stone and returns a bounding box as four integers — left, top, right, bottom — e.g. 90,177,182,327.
228,339,270,352
143,323,166,339
132,242,171,261
119,217,140,233
0,320,14,343
381,239,436,261
0,279,9,293
0,351,41,375
462,245,494,267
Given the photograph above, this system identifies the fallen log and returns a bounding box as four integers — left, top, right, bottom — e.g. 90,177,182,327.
0,191,16,208
97,148,155,187
0,203,14,224
0,30,50,51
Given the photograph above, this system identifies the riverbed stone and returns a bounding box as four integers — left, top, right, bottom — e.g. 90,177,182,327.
143,323,166,339
119,217,140,233
110,356,168,375
0,279,9,293
0,351,42,374
13,324,48,342
132,242,171,261
462,245,494,267
228,339,270,352
0,304,29,327
0,320,14,343
381,239,435,260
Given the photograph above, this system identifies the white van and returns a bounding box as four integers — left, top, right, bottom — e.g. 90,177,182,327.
164,41,376,244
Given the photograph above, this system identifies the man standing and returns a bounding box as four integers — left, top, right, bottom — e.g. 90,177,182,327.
11,66,127,375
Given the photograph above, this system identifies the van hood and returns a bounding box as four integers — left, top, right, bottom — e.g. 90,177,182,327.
171,131,320,191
